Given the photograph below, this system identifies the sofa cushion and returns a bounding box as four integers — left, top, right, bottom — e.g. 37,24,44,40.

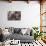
14,28,21,33
21,28,27,35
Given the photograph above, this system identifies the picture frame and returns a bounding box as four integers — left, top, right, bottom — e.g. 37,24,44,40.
8,11,21,20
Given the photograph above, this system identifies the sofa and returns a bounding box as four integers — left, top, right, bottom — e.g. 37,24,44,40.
7,27,34,43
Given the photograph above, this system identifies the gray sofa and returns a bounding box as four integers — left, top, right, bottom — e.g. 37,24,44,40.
3,28,34,43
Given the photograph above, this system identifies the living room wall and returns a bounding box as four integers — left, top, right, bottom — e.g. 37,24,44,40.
0,1,40,28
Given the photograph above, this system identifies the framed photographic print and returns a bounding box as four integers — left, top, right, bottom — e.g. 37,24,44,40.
8,11,21,20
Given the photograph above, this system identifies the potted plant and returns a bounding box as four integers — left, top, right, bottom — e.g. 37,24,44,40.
32,27,38,40
32,27,43,40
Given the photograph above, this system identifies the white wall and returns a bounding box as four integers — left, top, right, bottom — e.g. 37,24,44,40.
0,1,40,28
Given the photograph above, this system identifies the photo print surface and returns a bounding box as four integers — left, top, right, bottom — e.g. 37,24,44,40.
8,11,21,20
